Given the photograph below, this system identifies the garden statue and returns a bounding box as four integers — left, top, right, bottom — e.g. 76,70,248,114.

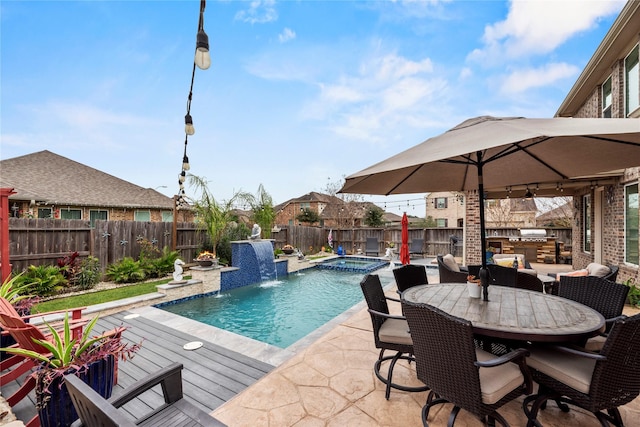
249,223,261,240
172,259,186,283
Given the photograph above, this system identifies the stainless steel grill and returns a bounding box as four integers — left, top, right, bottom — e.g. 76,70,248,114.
519,229,547,242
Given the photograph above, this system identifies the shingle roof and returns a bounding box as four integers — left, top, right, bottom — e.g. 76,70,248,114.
0,150,174,209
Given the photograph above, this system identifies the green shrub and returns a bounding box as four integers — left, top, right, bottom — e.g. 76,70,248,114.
140,246,179,278
624,278,640,307
16,265,68,297
106,257,145,283
75,256,101,290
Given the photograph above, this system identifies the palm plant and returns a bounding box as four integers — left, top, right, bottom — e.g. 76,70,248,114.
238,184,275,239
188,174,240,258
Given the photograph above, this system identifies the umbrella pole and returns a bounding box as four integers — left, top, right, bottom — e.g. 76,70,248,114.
476,152,489,301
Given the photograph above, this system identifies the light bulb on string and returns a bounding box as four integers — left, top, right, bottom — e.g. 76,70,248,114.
182,154,190,171
194,29,211,70
184,114,195,135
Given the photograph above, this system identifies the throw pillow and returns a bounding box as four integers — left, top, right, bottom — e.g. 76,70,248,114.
586,263,611,278
496,258,516,268
443,254,460,272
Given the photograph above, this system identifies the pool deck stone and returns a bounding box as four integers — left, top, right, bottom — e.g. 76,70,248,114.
210,259,640,427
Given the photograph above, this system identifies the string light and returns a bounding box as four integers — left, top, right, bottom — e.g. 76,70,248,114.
176,0,210,206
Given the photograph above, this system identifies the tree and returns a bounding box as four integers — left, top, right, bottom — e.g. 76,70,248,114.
364,206,385,227
187,174,239,258
297,208,320,225
238,184,275,239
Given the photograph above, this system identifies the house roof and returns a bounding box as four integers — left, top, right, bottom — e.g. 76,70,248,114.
0,150,174,209
556,0,640,117
274,192,345,212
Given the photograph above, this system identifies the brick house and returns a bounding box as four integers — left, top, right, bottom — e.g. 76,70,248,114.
554,0,639,283
0,150,190,225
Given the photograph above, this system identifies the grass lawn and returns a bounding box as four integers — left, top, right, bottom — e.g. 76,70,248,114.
33,277,184,313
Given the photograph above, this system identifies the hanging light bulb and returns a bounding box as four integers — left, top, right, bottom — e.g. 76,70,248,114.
179,171,186,183
184,114,195,135
182,154,190,171
194,29,211,70
524,188,534,200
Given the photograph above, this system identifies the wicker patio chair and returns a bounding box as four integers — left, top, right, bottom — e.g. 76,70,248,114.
409,239,425,258
487,264,518,287
437,255,468,283
523,313,640,427
603,265,619,282
393,264,429,295
359,274,429,399
558,275,629,351
401,300,532,426
515,271,545,293
365,237,380,256
67,362,225,427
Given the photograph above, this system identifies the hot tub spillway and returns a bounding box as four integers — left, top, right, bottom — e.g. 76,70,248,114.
220,240,287,291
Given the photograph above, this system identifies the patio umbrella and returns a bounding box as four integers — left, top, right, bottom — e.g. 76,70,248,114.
340,116,640,300
400,212,410,265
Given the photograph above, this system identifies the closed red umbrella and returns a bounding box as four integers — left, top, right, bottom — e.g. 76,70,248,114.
400,212,410,265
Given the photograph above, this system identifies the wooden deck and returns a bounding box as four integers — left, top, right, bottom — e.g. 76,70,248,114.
3,310,275,425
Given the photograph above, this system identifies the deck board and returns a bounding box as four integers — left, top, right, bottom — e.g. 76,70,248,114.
3,310,274,425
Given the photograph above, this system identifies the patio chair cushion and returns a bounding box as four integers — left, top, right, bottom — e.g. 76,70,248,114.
442,254,460,272
557,269,589,278
584,335,607,352
476,348,525,405
526,347,595,394
586,263,611,278
378,318,413,346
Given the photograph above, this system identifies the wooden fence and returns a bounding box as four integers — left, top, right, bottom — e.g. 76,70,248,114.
6,218,571,274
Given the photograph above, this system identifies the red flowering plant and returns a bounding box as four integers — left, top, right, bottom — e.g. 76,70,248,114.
467,275,482,286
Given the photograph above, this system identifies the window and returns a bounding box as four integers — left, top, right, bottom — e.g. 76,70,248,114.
625,183,639,265
38,208,52,218
625,45,639,117
161,211,173,222
89,210,108,228
59,209,81,219
583,194,591,253
602,77,612,118
435,197,448,209
436,218,448,227
134,210,151,222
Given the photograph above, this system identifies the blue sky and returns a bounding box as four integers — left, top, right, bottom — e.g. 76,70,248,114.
1,0,626,216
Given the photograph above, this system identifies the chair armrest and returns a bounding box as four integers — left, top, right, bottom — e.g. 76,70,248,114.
604,315,627,330
367,308,406,322
108,362,184,408
548,344,607,361
475,348,533,394
475,348,530,368
23,307,86,320
385,295,402,304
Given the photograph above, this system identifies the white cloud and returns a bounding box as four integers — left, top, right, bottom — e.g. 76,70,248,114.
235,0,278,24
278,28,296,43
499,62,580,95
468,0,625,63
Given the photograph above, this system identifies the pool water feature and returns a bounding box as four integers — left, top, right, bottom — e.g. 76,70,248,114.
317,256,388,273
156,268,366,348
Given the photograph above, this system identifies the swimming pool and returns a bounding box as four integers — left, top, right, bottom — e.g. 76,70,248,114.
156,268,367,349
316,256,389,273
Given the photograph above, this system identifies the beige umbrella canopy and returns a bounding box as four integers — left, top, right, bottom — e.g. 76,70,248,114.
340,115,640,300
341,116,640,198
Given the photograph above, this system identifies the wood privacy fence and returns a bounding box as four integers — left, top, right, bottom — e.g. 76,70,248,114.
6,218,571,274
7,218,200,274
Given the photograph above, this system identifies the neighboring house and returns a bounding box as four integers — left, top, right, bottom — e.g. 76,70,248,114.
555,0,639,282
536,202,573,228
484,198,537,228
425,192,465,227
0,150,184,226
274,192,344,227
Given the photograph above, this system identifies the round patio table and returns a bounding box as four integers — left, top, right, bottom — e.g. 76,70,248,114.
401,283,605,343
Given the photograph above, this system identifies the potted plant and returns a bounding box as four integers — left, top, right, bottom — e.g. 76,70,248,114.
1,314,141,427
466,275,482,298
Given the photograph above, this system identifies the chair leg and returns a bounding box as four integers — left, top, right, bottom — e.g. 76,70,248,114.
446,406,461,427
422,393,447,427
374,350,429,400
522,394,545,427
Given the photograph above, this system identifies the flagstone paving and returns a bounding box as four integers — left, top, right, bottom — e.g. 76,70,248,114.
212,275,640,427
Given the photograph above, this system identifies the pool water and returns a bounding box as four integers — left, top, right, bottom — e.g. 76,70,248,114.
317,256,388,273
157,268,366,348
